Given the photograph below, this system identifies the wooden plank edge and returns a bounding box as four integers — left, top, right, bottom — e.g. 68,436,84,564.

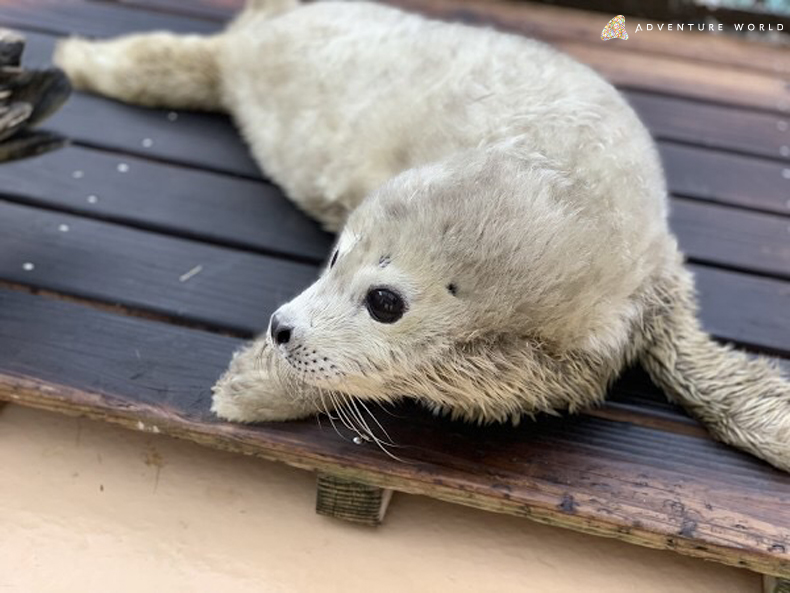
585,403,707,438
1,371,788,577
0,280,253,340
0,283,714,440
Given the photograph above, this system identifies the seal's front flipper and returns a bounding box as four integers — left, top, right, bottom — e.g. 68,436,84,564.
212,339,326,423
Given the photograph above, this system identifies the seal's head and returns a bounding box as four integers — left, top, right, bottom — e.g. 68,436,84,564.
269,144,652,398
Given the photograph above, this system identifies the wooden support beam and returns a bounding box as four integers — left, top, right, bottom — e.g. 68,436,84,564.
315,473,393,526
764,576,790,593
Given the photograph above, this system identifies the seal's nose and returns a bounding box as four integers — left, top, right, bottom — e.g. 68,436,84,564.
270,313,292,345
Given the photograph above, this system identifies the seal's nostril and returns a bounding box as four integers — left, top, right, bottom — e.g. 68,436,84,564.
270,313,293,345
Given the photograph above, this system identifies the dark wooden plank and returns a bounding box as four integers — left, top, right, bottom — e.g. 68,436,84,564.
0,200,787,353
0,201,318,335
1,288,789,576
0,0,218,38
627,91,790,165
0,288,239,412
692,265,790,356
661,144,790,216
0,144,332,262
50,93,260,178
672,199,790,280
555,40,790,115
101,0,237,21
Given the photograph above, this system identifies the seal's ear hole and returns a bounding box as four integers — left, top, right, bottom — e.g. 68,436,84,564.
329,250,339,268
447,283,458,296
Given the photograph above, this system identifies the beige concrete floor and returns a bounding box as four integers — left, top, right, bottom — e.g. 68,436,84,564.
0,404,759,593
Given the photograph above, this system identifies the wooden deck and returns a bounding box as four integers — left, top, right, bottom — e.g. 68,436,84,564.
0,0,789,582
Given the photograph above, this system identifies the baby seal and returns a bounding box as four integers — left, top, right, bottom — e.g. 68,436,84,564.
55,0,790,470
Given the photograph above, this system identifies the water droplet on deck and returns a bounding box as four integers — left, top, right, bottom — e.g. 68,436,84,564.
352,436,363,445
22,262,34,271
167,112,178,122
117,163,130,173
58,224,69,232
141,138,154,148
72,170,84,179
87,195,98,204
782,168,790,179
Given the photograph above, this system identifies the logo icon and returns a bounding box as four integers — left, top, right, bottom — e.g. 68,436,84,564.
601,15,629,40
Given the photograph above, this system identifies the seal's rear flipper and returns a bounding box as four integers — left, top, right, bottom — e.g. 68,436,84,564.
641,268,790,473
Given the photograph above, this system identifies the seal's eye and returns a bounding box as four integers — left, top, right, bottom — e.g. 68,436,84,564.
329,250,338,268
365,288,405,324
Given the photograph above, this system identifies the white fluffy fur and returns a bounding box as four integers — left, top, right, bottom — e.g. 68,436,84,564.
55,0,790,471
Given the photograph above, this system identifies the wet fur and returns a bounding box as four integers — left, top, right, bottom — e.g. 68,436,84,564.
55,0,790,471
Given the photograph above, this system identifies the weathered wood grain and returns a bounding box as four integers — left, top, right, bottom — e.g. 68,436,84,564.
556,40,790,114
1,289,789,576
691,265,790,356
0,0,218,38
1,200,788,352
671,200,790,280
102,0,238,21
660,143,790,216
628,92,790,165
0,201,318,335
0,144,332,261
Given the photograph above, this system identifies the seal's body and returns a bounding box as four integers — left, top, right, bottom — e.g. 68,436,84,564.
56,0,790,471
